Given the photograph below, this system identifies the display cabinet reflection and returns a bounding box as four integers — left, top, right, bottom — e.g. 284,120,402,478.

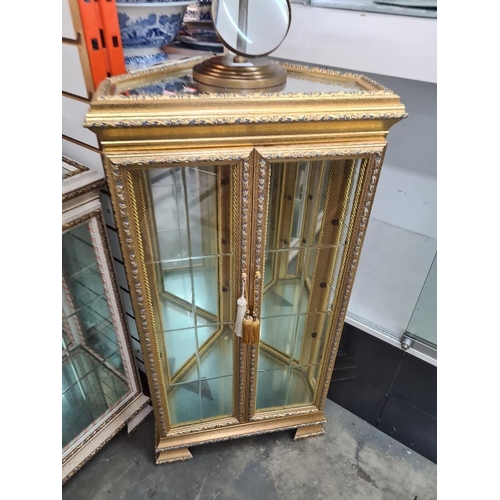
62,221,130,451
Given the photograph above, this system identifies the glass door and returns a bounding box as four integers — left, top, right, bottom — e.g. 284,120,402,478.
125,154,371,428
131,164,238,427
251,157,367,415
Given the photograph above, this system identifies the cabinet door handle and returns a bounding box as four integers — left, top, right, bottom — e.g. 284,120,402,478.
235,271,261,344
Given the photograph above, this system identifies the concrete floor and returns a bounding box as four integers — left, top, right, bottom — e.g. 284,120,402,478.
62,399,436,500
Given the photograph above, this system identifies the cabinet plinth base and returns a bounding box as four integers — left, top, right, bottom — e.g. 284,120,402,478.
154,411,327,464
294,424,325,440
156,448,193,464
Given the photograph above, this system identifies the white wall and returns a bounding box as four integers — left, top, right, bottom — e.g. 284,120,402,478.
274,4,436,83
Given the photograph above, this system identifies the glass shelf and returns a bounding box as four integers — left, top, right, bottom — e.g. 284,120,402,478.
117,68,368,98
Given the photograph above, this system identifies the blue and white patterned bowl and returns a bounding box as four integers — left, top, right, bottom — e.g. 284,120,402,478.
117,1,195,70
121,47,169,71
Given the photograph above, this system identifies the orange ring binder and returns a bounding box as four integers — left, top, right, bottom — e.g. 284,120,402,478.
97,0,126,77
76,0,126,90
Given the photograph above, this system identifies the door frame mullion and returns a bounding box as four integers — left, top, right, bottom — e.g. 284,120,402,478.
242,150,271,421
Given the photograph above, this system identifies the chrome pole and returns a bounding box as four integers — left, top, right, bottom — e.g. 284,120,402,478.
236,0,249,54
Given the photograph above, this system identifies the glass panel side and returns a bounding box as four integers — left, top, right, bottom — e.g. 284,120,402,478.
255,157,365,412
136,165,236,427
62,221,130,453
406,252,437,348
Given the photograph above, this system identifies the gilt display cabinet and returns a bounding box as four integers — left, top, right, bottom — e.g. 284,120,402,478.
85,57,406,464
62,157,152,482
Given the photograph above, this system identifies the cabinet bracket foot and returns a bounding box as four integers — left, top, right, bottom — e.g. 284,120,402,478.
156,447,193,464
294,424,325,440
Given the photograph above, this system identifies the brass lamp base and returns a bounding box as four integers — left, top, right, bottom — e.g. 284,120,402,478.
193,55,287,92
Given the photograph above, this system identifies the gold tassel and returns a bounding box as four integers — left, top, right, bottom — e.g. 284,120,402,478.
242,315,253,344
251,318,260,344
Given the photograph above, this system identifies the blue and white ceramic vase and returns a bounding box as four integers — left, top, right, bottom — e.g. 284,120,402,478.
116,1,195,71
184,0,213,24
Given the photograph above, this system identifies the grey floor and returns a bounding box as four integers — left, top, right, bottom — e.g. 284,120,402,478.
62,399,436,500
